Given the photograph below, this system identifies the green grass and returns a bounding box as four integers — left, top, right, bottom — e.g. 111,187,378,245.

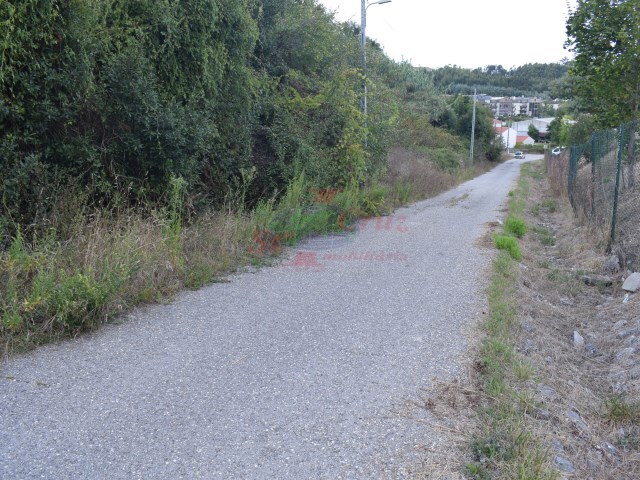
466,161,557,480
513,360,535,382
504,217,527,238
392,182,413,205
494,235,522,260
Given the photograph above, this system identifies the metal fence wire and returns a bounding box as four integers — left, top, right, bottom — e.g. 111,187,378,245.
546,119,639,261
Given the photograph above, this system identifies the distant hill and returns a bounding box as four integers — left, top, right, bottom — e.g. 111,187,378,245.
432,63,569,98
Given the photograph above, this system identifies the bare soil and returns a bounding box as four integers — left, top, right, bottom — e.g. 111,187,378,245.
413,161,640,479
513,166,640,479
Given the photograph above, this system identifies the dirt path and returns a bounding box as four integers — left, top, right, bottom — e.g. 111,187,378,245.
0,158,537,479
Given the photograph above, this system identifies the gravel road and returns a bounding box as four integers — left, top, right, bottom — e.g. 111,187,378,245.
1,157,535,479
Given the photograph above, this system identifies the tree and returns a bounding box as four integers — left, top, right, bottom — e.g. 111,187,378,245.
548,115,569,145
566,0,639,187
528,124,541,142
566,0,640,127
567,114,597,145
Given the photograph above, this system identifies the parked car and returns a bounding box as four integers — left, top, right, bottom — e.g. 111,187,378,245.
514,150,525,159
551,147,562,156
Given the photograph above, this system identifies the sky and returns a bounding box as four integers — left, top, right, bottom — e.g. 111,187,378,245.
316,0,578,69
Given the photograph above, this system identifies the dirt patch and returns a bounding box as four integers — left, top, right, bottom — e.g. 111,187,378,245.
514,169,640,478
412,162,640,478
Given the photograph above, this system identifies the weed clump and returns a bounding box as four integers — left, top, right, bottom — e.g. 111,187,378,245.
504,217,527,238
604,395,640,424
494,235,522,260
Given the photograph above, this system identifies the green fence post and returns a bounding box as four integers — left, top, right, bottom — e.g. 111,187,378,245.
608,123,625,252
591,133,596,217
569,145,577,209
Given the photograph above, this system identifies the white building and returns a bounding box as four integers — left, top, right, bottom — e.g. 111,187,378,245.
511,117,556,136
495,126,518,150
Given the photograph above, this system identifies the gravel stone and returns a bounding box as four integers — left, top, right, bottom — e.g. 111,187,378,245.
533,408,552,421
521,339,536,356
554,456,575,473
615,347,637,363
580,274,613,286
539,384,558,400
618,328,639,339
613,319,628,330
604,442,620,459
0,158,534,479
573,331,585,348
623,272,640,292
567,410,589,432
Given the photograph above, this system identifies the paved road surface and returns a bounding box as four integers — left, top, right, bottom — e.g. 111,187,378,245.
1,157,535,479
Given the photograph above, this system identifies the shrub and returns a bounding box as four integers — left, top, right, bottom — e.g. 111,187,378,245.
393,182,413,205
425,147,461,172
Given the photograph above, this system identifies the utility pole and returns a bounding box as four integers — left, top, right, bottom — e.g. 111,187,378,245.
361,0,391,148
361,0,367,117
470,88,477,163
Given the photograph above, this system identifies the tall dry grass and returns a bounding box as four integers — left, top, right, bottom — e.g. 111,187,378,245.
1,151,502,358
0,201,253,357
384,146,498,202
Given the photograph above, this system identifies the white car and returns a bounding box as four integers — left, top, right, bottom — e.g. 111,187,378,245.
552,147,562,156
514,151,525,159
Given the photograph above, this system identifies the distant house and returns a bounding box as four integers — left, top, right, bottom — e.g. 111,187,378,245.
490,98,514,117
516,135,535,145
495,126,518,149
512,118,555,140
491,96,541,117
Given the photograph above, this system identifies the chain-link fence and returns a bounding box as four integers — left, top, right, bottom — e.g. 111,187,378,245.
546,119,639,261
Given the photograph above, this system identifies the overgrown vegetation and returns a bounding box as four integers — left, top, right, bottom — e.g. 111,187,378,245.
548,0,640,142
466,164,557,479
0,0,498,240
0,0,503,355
0,170,407,356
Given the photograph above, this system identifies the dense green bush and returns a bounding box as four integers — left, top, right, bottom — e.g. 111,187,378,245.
1,0,493,241
515,143,546,154
1,0,259,221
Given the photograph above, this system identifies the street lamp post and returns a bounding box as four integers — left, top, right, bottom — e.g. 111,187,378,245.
361,0,391,126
